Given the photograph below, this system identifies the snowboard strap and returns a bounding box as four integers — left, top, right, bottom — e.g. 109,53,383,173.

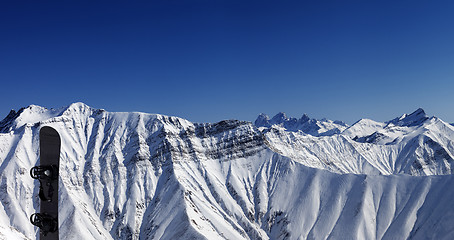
30,165,57,180
30,165,57,202
30,213,58,236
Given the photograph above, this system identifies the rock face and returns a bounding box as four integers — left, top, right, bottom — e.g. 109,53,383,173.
1,103,454,239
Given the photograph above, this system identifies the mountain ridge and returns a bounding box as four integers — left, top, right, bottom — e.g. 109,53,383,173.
254,112,348,137
0,103,454,239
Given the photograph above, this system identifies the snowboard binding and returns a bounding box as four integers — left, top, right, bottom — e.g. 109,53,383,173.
30,165,58,180
30,213,58,236
30,165,58,202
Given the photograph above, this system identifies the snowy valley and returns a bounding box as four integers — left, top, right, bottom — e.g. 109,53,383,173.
0,103,454,239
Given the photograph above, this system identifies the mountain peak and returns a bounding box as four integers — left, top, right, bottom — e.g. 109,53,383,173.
67,102,90,109
0,102,96,132
254,112,348,136
0,105,55,132
62,102,96,116
255,113,270,127
300,113,310,123
408,108,426,118
0,109,22,132
271,112,288,123
388,108,429,127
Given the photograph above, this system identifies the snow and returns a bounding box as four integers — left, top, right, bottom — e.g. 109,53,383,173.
342,118,386,139
255,112,348,136
259,110,454,176
0,103,453,239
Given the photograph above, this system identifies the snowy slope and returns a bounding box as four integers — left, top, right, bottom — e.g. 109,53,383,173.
259,109,454,176
0,103,454,239
342,118,386,138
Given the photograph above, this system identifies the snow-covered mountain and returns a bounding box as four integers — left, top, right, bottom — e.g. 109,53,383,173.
255,112,348,136
1,103,454,239
261,108,454,176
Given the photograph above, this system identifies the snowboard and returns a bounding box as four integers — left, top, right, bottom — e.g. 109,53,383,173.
30,126,60,240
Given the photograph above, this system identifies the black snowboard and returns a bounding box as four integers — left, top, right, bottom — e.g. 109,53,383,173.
30,126,60,240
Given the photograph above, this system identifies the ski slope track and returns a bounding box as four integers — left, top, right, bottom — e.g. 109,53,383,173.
0,103,454,239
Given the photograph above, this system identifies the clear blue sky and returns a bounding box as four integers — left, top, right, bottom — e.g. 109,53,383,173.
1,1,453,124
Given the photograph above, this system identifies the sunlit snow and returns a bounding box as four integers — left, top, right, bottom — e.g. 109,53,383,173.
0,103,453,239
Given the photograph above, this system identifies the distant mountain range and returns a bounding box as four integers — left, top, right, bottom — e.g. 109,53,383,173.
1,103,453,239
255,112,348,136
